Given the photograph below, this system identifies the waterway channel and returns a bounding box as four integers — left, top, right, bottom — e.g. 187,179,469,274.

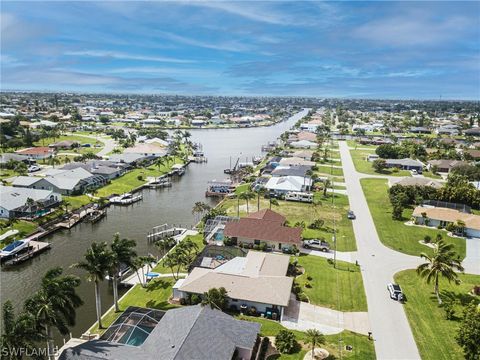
0,108,309,342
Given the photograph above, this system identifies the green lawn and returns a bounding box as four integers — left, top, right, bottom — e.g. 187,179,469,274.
360,178,465,258
0,220,38,246
395,270,480,360
63,195,92,210
315,165,344,177
346,140,378,150
89,278,177,335
350,149,411,176
96,157,182,197
152,234,205,274
295,255,368,311
34,135,104,155
222,193,357,251
0,169,17,181
237,316,375,360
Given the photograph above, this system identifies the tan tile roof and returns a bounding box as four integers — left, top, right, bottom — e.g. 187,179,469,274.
413,206,480,230
179,251,293,306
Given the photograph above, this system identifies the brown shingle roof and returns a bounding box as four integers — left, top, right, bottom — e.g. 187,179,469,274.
246,209,285,223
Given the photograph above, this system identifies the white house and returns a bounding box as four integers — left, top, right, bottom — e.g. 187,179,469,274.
265,175,312,195
0,185,62,219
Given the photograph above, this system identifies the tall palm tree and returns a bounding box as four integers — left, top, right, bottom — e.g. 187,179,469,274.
305,329,325,360
132,255,156,287
24,267,83,360
256,188,267,211
191,201,210,222
110,234,137,312
73,242,114,329
239,190,255,214
155,156,166,172
1,301,43,360
416,239,464,304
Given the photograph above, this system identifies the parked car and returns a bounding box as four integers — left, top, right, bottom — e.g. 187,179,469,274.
302,239,330,252
410,169,418,175
347,210,356,219
387,283,404,302
28,165,41,173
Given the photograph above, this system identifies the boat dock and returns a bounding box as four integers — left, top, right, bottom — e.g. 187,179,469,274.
1,240,51,267
56,208,95,229
147,223,187,242
110,193,143,205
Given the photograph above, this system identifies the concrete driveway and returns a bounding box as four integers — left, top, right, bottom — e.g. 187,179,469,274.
339,141,422,360
281,294,370,335
464,237,480,274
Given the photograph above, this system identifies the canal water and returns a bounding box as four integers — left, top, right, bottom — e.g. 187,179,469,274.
0,109,309,342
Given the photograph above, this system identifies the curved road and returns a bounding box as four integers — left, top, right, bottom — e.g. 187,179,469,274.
66,133,117,157
339,141,422,360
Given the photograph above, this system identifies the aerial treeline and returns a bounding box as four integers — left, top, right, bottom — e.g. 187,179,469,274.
388,174,480,219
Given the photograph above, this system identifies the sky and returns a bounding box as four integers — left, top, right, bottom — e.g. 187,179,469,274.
1,1,479,99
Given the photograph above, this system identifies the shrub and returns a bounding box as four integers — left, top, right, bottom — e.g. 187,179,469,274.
179,298,186,306
444,302,456,320
137,175,144,181
297,293,309,302
307,275,313,281
446,223,456,232
275,330,298,354
424,235,431,243
260,242,268,252
327,258,334,265
253,245,260,251
304,282,312,288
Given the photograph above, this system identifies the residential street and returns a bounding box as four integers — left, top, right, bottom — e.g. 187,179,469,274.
339,141,422,360
66,132,117,157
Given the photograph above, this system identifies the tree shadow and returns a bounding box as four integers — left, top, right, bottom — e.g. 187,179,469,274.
440,290,477,306
145,279,171,292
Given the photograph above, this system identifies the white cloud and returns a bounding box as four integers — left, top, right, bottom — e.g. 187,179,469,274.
64,50,195,63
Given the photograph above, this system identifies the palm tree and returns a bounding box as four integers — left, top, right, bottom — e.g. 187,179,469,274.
322,179,331,197
155,156,166,172
239,190,255,214
110,234,137,312
24,267,83,360
48,156,61,168
416,239,464,304
192,201,211,222
269,198,279,210
62,200,71,215
132,255,156,287
305,329,325,360
201,287,228,311
1,301,43,360
256,188,267,211
73,242,114,329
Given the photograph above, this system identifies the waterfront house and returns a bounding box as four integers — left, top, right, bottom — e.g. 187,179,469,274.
223,209,302,251
271,165,311,178
15,147,54,160
12,168,105,195
412,206,480,238
265,175,312,195
289,140,317,148
58,305,260,360
0,185,61,219
384,158,423,172
290,150,314,160
124,143,168,157
62,161,125,180
175,251,293,320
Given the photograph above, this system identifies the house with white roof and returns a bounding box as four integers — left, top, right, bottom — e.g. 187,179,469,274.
265,175,312,195
0,185,62,219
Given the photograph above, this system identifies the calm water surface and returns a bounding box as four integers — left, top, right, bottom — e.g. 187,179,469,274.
0,109,309,342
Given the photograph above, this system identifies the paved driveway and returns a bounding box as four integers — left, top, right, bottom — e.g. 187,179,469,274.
464,237,480,274
281,294,370,335
339,141,422,360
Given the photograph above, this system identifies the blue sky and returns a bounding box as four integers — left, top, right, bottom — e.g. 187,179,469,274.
1,1,479,99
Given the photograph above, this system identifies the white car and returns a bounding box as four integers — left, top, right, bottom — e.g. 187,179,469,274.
28,165,41,172
387,283,404,302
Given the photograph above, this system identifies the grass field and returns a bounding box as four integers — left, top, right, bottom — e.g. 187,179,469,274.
222,193,357,251
295,255,368,311
89,278,177,335
395,270,480,360
96,157,182,197
237,316,375,360
350,149,411,176
315,165,344,177
0,169,17,181
360,178,465,258
346,140,377,149
34,135,104,155
0,220,38,246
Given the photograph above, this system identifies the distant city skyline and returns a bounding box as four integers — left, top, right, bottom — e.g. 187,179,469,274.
1,1,479,99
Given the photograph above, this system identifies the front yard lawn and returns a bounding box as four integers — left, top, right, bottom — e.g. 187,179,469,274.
0,220,38,246
222,194,357,251
315,165,344,177
295,255,368,312
395,270,480,360
237,316,375,360
350,149,411,176
360,178,465,258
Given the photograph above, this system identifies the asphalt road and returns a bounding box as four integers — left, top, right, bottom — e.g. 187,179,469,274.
339,141,422,360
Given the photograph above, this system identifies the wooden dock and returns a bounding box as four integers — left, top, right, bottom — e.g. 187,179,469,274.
1,240,51,267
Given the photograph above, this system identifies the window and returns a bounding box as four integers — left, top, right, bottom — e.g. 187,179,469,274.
254,240,260,245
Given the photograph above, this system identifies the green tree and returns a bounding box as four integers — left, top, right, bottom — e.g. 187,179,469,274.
372,158,387,173
110,234,137,312
305,329,325,360
0,301,43,360
456,301,480,360
201,287,228,311
239,190,255,213
256,187,267,211
24,267,82,360
416,240,464,304
73,242,114,329
275,329,298,354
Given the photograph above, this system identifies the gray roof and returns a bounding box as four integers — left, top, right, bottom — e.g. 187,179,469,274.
11,176,42,187
385,158,423,167
271,165,311,177
0,185,59,211
59,305,260,360
108,153,151,164
0,153,30,164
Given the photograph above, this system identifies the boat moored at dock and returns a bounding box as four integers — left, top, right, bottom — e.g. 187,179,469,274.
205,179,236,197
110,193,143,205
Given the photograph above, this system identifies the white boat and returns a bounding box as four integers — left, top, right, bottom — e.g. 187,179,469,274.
110,193,143,205
0,239,31,258
148,178,172,188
